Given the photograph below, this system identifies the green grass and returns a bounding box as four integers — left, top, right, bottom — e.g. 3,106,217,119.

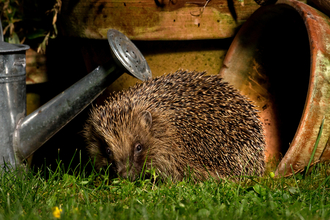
1,160,330,220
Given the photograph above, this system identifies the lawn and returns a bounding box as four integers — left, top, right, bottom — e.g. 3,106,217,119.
1,158,330,220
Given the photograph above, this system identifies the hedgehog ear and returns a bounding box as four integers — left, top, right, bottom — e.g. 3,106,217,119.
141,110,152,130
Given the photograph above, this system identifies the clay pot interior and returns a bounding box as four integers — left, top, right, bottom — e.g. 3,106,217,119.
220,3,311,166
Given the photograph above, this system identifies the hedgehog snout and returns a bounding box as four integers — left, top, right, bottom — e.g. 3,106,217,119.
117,166,128,179
116,161,139,181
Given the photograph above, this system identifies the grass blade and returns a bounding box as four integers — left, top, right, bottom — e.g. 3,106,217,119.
305,118,325,176
290,164,301,196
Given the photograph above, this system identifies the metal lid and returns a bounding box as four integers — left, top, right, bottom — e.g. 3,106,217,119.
0,41,30,53
107,29,152,81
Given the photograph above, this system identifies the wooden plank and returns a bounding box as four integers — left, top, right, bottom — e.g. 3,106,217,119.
60,0,260,40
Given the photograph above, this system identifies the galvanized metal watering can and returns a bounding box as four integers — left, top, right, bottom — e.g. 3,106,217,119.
0,29,151,169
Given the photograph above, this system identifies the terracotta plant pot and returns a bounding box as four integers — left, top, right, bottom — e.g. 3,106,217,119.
219,0,330,176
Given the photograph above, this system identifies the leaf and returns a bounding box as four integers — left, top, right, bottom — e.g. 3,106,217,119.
197,208,210,217
8,32,20,44
288,187,298,195
253,184,267,196
62,174,76,184
112,180,120,185
26,29,48,39
282,193,290,201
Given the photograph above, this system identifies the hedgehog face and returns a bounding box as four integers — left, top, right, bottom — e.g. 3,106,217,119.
85,109,154,181
113,141,148,181
107,110,153,181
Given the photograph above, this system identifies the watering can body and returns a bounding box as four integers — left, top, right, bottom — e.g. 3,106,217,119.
0,42,29,167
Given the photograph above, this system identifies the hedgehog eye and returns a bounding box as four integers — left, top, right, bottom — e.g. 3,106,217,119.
135,143,142,153
106,148,112,156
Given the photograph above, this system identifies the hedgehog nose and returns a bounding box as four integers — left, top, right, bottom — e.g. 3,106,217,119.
117,166,137,181
117,167,128,179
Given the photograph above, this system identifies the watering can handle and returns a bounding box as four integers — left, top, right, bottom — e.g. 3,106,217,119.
0,18,3,42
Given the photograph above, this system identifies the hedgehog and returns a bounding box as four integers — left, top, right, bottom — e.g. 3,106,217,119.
83,70,265,181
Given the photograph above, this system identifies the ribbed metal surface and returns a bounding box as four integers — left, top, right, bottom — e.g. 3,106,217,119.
0,52,27,168
108,29,151,81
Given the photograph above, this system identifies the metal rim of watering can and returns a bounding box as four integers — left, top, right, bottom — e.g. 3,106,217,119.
0,41,30,53
107,29,152,81
0,18,29,53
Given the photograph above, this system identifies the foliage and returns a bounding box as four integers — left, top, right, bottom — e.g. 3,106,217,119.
1,158,330,219
0,0,61,53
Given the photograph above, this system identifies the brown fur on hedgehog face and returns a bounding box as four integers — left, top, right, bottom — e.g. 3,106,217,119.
84,100,182,181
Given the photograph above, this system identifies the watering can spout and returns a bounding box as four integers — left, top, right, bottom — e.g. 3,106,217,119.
0,29,152,168
14,61,122,161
